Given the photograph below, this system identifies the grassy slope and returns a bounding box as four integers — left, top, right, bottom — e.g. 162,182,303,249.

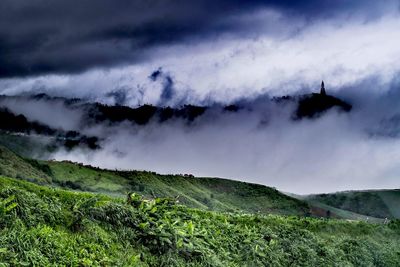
48,161,310,215
46,161,311,216
0,144,309,216
0,145,52,184
0,132,53,158
377,190,400,218
1,175,400,266
307,200,384,223
306,190,400,219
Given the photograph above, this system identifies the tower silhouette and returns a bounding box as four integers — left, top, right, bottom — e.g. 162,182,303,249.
320,80,326,96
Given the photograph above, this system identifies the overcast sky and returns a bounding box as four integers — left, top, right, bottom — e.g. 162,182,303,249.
0,0,399,104
1,0,400,193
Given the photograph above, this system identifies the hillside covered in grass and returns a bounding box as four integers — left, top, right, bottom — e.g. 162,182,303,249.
0,144,309,216
1,175,400,266
306,190,400,219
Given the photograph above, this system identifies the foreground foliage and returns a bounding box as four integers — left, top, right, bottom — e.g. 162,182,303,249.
0,176,399,266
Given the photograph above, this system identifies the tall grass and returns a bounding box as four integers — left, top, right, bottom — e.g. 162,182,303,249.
0,176,399,266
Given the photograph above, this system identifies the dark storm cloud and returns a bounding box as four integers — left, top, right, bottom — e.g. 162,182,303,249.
0,0,397,78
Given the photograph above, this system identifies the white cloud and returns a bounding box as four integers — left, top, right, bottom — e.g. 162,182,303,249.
1,11,400,105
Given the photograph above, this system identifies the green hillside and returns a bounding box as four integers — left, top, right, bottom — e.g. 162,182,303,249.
0,145,52,184
306,190,400,219
0,144,309,216
1,175,400,266
0,131,54,158
307,200,385,223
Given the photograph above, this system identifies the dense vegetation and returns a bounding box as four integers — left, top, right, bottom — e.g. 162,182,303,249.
1,176,400,266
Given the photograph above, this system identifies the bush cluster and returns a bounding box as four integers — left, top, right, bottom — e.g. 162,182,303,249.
0,177,399,266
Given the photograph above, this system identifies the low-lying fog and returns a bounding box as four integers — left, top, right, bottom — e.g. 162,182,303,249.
2,77,400,194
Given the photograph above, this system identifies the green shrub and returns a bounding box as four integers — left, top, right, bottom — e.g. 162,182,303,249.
0,176,399,266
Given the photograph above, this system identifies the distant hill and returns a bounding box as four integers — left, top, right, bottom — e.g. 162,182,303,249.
0,107,99,150
0,91,352,133
306,190,400,219
295,93,352,119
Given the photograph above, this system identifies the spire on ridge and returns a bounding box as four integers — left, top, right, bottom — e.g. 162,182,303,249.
320,80,326,95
